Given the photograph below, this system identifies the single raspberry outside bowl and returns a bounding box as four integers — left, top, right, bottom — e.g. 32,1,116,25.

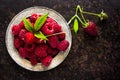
6,6,72,71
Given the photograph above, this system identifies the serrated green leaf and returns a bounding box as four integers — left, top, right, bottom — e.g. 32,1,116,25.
23,18,34,33
34,13,48,31
34,31,48,40
73,18,79,33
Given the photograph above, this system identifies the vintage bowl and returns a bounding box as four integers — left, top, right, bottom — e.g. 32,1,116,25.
5,6,72,71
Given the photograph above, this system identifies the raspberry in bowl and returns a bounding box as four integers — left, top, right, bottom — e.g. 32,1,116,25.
6,7,72,71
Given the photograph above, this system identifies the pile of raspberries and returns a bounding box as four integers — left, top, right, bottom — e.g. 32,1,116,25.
11,13,69,66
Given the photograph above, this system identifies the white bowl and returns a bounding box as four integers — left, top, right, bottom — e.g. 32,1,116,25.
5,6,72,71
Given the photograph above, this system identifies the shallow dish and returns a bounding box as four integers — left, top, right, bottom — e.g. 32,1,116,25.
6,6,72,71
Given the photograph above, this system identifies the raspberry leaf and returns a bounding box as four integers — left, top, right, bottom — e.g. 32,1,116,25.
23,18,34,33
73,18,79,33
34,31,48,40
34,13,48,31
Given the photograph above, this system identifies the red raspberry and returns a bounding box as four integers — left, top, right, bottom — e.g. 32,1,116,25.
48,47,59,56
48,36,59,48
35,45,47,57
14,38,23,48
19,47,28,58
30,58,37,65
29,54,38,65
24,32,35,44
19,29,27,40
46,17,55,23
12,25,21,36
27,52,34,58
42,23,55,35
19,21,24,29
34,37,44,44
25,43,36,52
58,32,66,41
42,44,48,50
41,56,52,66
53,23,62,33
57,40,69,51
84,21,98,36
30,13,38,23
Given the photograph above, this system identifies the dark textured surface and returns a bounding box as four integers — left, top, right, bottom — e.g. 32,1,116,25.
0,0,120,80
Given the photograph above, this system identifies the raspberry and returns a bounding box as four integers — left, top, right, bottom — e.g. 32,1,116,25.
42,23,55,35
30,13,38,23
48,47,59,56
12,25,21,36
24,32,35,44
29,54,38,65
19,29,27,40
58,32,66,41
46,17,55,23
34,37,44,44
57,40,69,51
41,56,52,66
48,36,59,48
53,23,62,33
42,44,48,50
19,21,24,29
25,43,36,52
84,21,98,36
35,45,47,57
19,47,28,58
14,37,23,48
30,58,37,65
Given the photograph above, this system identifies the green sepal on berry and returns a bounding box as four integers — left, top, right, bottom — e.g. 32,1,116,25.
98,10,108,20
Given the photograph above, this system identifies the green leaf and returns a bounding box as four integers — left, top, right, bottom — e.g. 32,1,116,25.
73,18,79,33
23,18,34,33
34,31,48,40
34,13,48,31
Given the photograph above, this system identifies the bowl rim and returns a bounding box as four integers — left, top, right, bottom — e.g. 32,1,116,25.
5,6,72,71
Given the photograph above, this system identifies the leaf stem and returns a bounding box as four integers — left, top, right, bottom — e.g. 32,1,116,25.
78,5,87,23
67,15,76,25
76,5,79,14
46,32,65,37
82,11,99,17
75,15,85,26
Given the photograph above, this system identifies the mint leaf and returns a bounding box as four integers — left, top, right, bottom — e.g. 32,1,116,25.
34,31,48,40
34,13,48,31
23,18,34,33
73,18,79,33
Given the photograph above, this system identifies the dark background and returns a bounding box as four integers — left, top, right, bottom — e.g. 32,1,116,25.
0,0,120,80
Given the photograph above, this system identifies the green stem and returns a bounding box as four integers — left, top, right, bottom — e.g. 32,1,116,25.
75,15,85,26
82,11,99,17
76,5,79,14
67,15,76,25
78,5,87,23
46,32,65,37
